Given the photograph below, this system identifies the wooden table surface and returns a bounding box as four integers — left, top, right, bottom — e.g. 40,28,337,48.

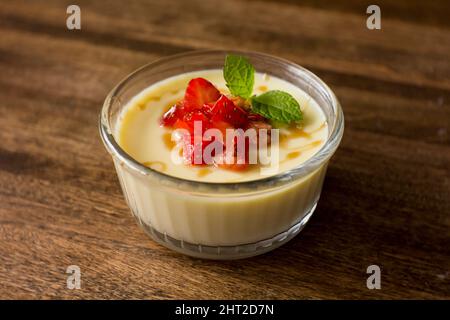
0,0,449,299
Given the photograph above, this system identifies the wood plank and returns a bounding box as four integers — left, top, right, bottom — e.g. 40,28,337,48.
0,0,449,299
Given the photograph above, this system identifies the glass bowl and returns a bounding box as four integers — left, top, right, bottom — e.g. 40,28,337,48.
99,50,344,259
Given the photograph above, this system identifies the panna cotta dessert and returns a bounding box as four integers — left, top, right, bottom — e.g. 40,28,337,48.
100,51,344,259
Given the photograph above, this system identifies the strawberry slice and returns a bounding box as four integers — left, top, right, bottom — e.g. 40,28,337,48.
184,78,221,110
184,110,210,131
210,120,233,137
172,111,210,132
202,102,216,117
210,95,248,128
161,102,184,126
173,111,212,165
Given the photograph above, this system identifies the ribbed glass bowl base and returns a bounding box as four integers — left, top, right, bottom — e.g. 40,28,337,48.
133,203,317,260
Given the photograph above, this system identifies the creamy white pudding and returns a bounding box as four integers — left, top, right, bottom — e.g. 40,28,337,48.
117,70,328,182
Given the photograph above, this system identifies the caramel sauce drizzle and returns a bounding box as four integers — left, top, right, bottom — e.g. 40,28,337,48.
286,140,323,152
162,132,176,149
279,122,327,163
257,85,268,92
197,168,212,178
286,151,301,159
280,122,327,148
142,161,167,172
280,140,323,164
138,96,161,110
300,140,323,150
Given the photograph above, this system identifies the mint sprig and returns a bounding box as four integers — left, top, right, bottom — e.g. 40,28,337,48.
223,54,303,123
223,54,255,99
251,90,302,123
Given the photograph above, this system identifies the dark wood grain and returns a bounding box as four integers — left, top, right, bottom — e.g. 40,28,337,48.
0,0,449,299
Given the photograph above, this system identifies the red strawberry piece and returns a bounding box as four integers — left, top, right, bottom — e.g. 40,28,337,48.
210,95,248,128
209,120,233,137
203,119,231,157
174,111,213,165
184,78,221,110
172,111,209,132
173,118,191,132
161,103,184,126
184,110,210,132
202,102,216,116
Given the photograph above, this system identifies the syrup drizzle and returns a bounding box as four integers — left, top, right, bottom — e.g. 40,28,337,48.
280,140,323,164
142,161,167,172
162,132,176,149
257,85,268,92
197,168,212,178
137,96,161,110
280,122,327,148
286,151,301,159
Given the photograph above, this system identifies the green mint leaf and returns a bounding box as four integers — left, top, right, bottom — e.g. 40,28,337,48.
251,90,303,123
223,54,255,99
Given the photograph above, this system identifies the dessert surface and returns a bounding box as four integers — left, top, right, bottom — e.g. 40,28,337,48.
117,70,328,182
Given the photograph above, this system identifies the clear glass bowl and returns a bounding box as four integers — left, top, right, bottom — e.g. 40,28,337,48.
99,50,344,259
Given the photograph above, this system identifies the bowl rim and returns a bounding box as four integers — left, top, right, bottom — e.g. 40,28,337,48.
99,49,344,193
